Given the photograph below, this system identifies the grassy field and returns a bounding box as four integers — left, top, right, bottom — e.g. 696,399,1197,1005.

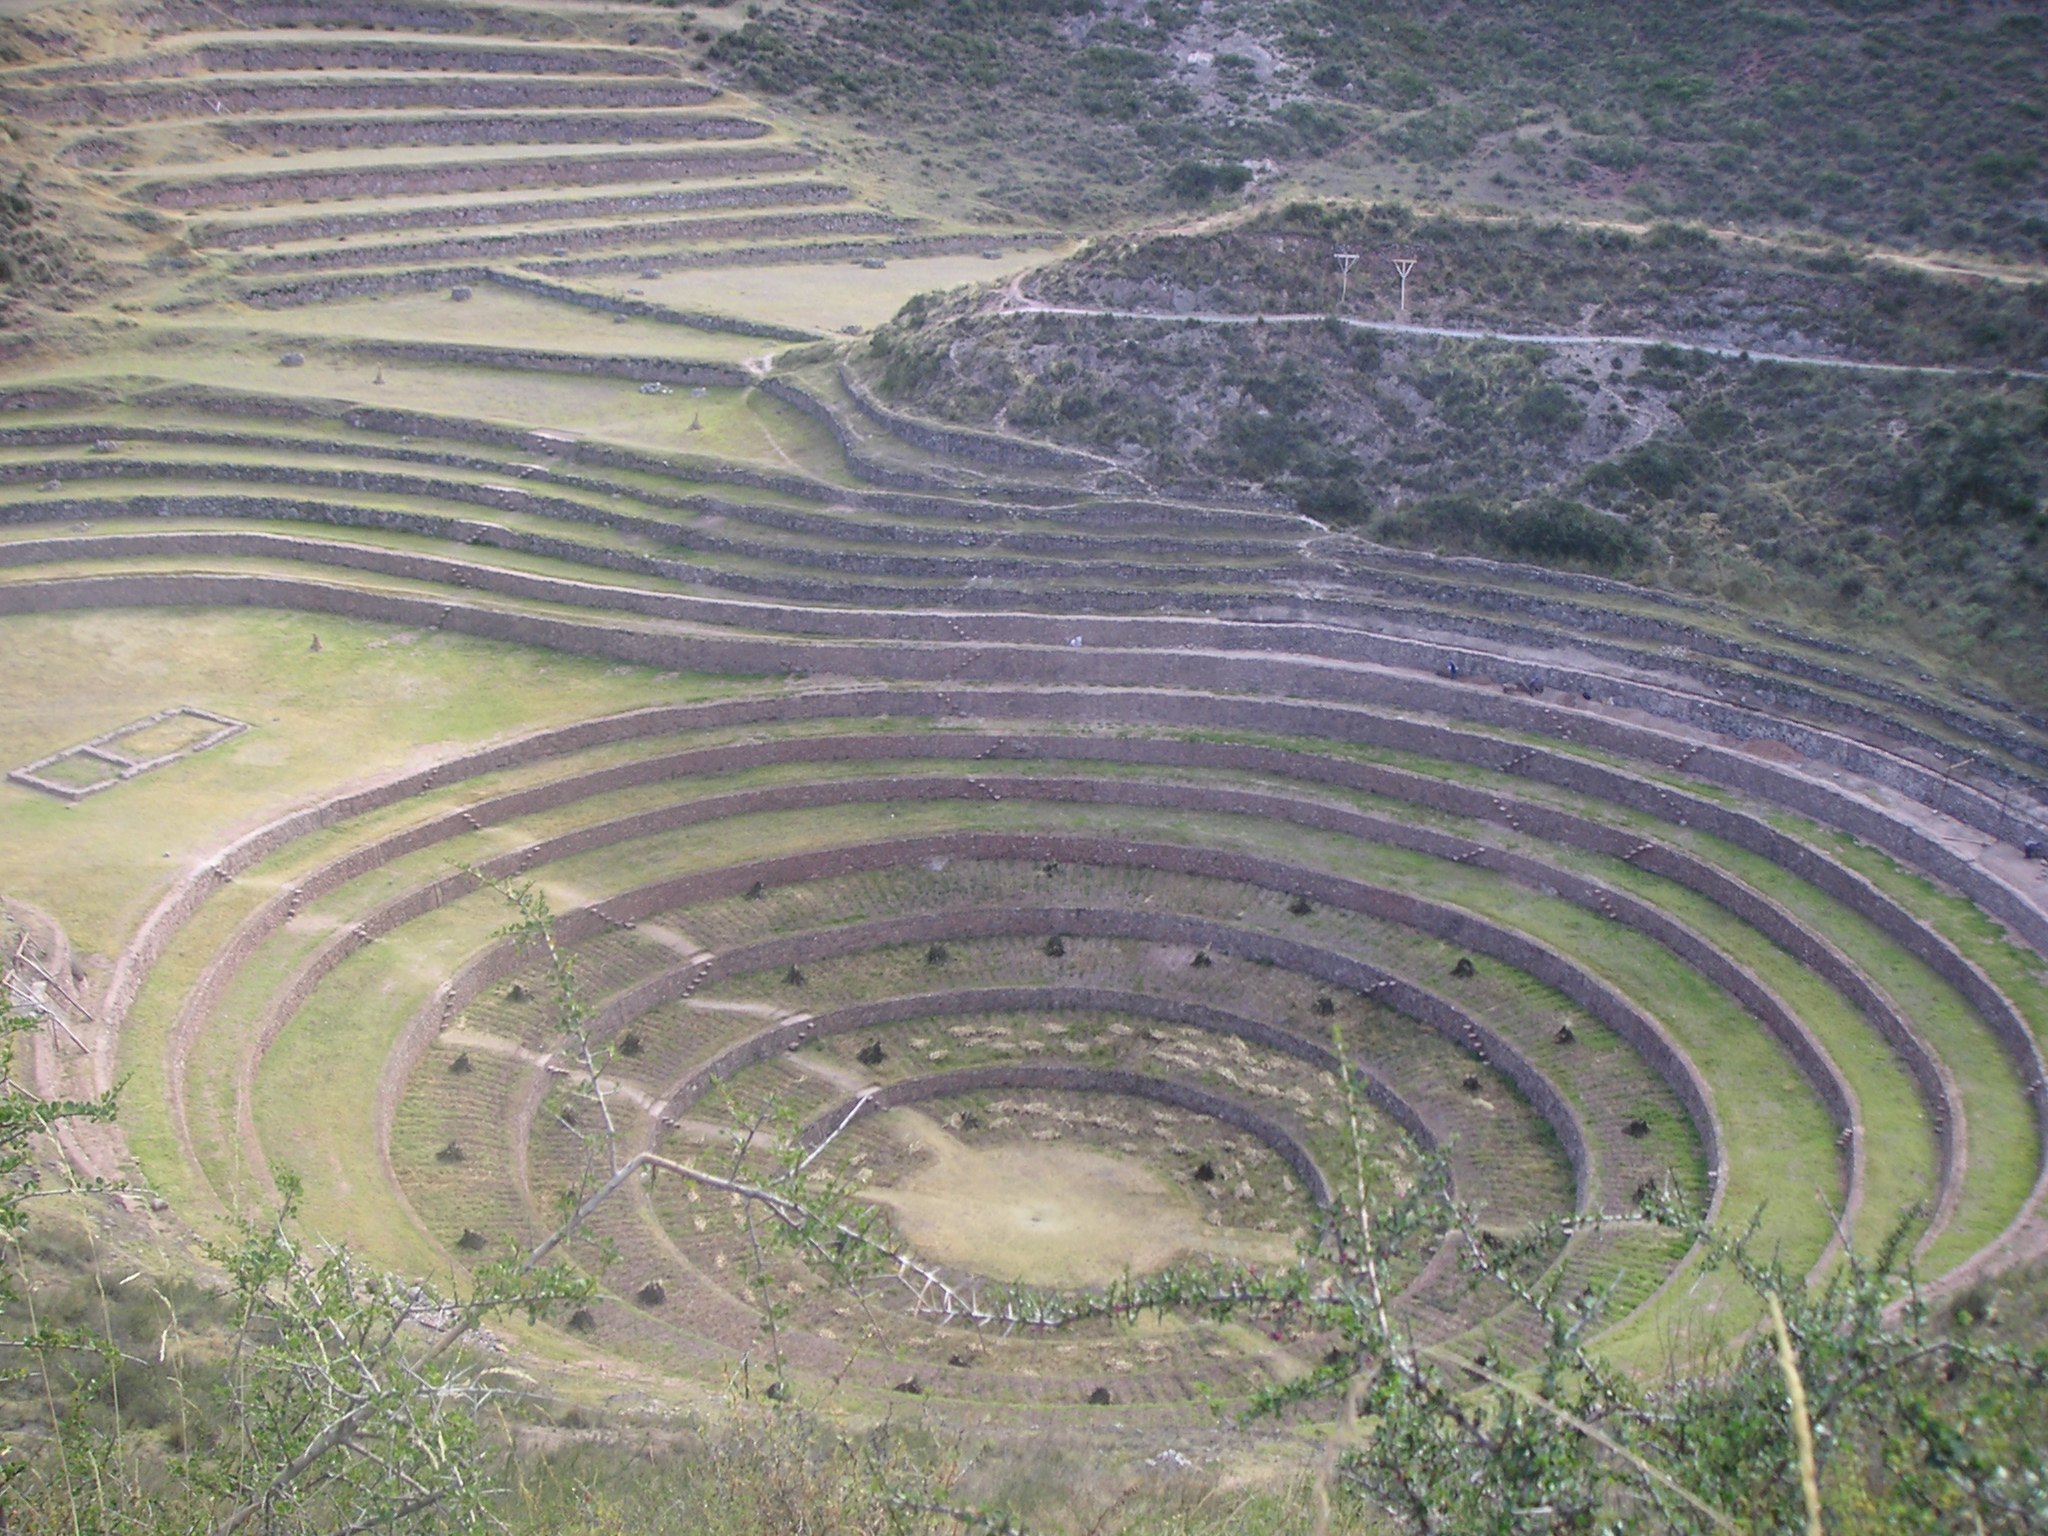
196,289,784,366
628,248,1068,333
10,346,850,480
0,609,747,961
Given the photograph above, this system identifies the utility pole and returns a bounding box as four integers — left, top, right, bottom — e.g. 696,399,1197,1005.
1392,255,1417,315
1333,250,1360,306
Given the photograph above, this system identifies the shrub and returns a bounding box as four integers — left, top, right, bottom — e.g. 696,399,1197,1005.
1518,381,1586,438
1166,161,1254,201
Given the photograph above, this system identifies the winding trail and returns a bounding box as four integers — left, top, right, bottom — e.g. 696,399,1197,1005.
995,293,2048,380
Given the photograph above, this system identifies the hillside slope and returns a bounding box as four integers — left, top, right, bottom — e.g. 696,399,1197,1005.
856,205,2048,701
712,0,2048,259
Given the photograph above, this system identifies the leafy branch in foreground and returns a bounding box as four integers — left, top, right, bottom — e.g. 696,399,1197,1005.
203,1174,595,1536
0,1012,120,1514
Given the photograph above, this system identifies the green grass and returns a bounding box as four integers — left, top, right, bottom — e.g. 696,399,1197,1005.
8,349,854,484
232,789,1818,1344
186,289,780,367
1185,723,2040,1275
9,618,2031,1410
0,609,747,958
129,705,2036,1301
251,893,516,1272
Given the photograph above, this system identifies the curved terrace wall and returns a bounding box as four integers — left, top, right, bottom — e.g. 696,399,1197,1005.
4,78,714,122
198,182,852,250
144,146,820,209
797,1066,1337,1209
217,111,766,152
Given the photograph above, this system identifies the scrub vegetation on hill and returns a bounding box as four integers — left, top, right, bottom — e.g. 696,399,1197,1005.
858,206,2048,696
709,0,2048,257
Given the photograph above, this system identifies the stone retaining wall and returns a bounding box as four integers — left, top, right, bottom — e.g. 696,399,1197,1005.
12,490,2040,861
237,209,901,275
199,181,849,250
148,708,2015,1277
268,818,1602,1221
219,111,765,153
754,986,1435,1159
538,231,1061,279
478,268,821,341
338,345,751,391
0,386,111,413
21,39,677,85
92,677,2042,1284
6,77,712,123
798,1064,1336,1208
9,548,2041,884
181,719,1939,1225
382,763,1830,1190
753,376,950,492
0,494,1288,592
23,455,2024,798
0,413,1287,531
50,383,2036,788
159,1,593,37
146,145,818,210
838,365,1109,473
42,627,2024,1169
1320,558,2048,783
608,898,1599,1213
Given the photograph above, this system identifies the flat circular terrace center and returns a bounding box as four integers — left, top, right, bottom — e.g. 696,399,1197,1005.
860,1112,1295,1287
